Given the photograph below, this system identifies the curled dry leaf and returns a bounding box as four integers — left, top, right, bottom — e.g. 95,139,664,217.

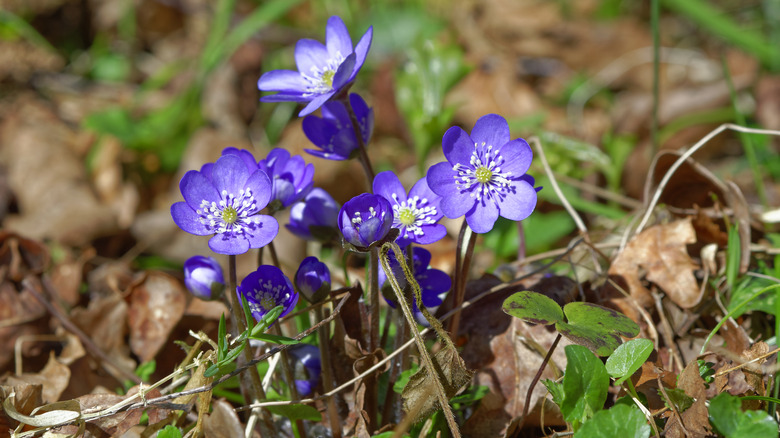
609,218,701,309
0,231,49,283
4,352,70,403
664,358,711,437
127,271,187,362
203,399,244,438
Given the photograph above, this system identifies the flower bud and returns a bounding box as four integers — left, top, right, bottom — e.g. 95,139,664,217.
183,255,225,300
294,256,331,303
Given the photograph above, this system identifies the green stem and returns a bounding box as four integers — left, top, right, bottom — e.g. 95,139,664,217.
271,324,306,438
522,333,561,422
449,219,476,341
701,284,780,354
314,306,342,438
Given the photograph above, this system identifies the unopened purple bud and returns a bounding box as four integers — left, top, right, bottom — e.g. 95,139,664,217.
294,256,331,303
287,344,321,397
338,193,394,252
183,255,225,300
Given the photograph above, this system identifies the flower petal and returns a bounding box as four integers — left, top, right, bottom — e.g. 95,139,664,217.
260,92,309,103
299,91,336,117
295,39,330,74
466,200,499,234
331,53,356,89
208,233,250,255
353,26,373,73
470,114,510,150
497,179,538,221
212,154,250,196
408,177,442,220
245,215,279,249
413,224,447,245
498,138,533,176
373,171,406,204
303,114,338,147
325,16,353,58
441,125,475,166
171,202,210,235
440,193,474,220
180,170,219,209
244,170,272,210
257,70,308,93
426,162,459,198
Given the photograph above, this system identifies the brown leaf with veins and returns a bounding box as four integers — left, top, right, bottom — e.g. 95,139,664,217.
127,272,187,363
665,358,711,437
204,399,245,438
609,218,701,309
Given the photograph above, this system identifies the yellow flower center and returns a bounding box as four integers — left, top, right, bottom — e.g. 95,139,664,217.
475,166,492,183
322,70,335,88
260,295,276,311
222,206,238,224
398,207,416,226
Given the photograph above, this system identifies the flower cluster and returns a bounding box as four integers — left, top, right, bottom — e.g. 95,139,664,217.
258,148,315,212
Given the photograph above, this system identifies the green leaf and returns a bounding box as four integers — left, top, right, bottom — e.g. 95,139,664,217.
502,290,564,325
560,345,609,426
266,404,321,422
573,404,650,438
605,338,654,384
135,360,156,381
249,333,299,345
204,363,221,378
709,392,779,438
556,302,640,356
393,364,419,394
157,425,183,438
543,379,565,406
217,314,227,361
450,385,489,404
662,388,694,412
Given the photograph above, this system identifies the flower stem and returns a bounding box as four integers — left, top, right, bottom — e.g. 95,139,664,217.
364,247,380,430
448,219,476,340
522,333,561,422
270,323,307,438
226,255,275,436
339,95,375,187
314,305,342,438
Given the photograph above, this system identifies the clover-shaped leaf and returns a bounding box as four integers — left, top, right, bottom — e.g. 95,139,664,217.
605,338,654,384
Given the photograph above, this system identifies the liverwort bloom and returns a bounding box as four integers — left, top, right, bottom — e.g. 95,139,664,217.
379,247,451,326
287,343,322,397
286,188,341,243
257,16,373,117
171,154,279,255
426,114,538,233
338,193,395,252
302,93,374,161
257,148,315,212
373,171,445,247
295,256,331,303
237,265,299,322
183,255,225,300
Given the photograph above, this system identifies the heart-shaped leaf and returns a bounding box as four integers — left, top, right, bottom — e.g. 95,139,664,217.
573,403,651,438
560,345,609,426
606,338,654,384
556,302,640,356
502,290,564,325
709,392,778,438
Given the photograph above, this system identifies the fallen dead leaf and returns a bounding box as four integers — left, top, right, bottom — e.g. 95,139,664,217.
4,352,70,403
203,399,245,438
127,271,187,362
665,358,711,437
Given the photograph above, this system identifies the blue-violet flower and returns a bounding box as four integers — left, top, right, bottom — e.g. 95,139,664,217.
338,193,394,251
257,16,373,117
171,154,278,255
373,171,445,247
286,188,341,243
302,93,374,161
287,344,322,397
237,265,298,322
294,256,331,303
183,255,225,300
379,247,450,326
257,148,315,212
426,114,538,233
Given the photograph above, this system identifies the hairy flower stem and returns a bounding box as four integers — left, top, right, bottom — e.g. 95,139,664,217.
314,306,342,438
522,333,561,423
339,94,375,187
363,247,381,429
226,255,275,436
270,324,307,438
449,219,476,340
381,242,460,435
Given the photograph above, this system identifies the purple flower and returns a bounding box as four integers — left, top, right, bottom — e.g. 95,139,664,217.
200,148,259,180
257,148,315,212
183,255,225,300
287,344,321,397
171,154,279,255
257,16,373,117
237,265,298,322
427,114,538,233
286,188,341,243
338,193,394,251
373,171,445,247
379,247,450,326
302,93,374,161
294,256,331,303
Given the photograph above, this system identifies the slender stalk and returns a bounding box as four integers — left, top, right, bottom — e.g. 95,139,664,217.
314,306,342,438
271,324,307,438
227,255,275,436
267,240,281,269
364,247,380,430
651,0,660,155
522,333,562,422
339,94,375,186
449,220,476,340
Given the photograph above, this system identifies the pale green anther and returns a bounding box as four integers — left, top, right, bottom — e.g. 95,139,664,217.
222,206,238,224
260,295,276,311
322,70,335,88
475,166,492,183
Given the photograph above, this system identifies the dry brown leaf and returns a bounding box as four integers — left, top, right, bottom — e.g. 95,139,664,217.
0,281,48,370
4,352,70,403
203,399,245,438
665,359,711,437
609,218,701,309
0,381,43,431
127,272,187,362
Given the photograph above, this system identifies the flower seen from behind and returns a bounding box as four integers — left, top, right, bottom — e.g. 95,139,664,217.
171,154,279,255
426,114,538,233
238,265,298,322
338,193,394,252
379,247,450,326
286,188,341,243
302,93,374,161
257,16,373,117
183,255,225,300
287,343,322,397
373,171,445,247
295,256,331,303
257,148,314,212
